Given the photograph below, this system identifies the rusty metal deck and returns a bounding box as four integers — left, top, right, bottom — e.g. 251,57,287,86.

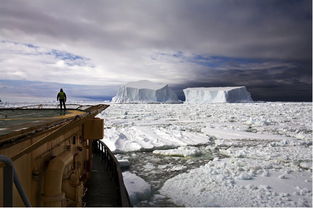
0,109,85,136
84,153,121,207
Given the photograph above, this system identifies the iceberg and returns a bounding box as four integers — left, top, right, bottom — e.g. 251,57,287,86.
112,80,179,103
183,86,253,103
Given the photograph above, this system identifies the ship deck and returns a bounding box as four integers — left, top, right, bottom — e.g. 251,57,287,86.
84,152,121,206
0,109,85,136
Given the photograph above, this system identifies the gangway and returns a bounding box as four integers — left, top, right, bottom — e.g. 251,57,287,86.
84,140,130,206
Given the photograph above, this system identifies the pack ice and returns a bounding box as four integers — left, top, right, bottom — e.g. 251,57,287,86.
183,86,253,103
112,80,179,103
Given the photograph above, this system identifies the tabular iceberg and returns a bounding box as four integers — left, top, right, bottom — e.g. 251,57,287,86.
183,86,253,103
112,80,179,103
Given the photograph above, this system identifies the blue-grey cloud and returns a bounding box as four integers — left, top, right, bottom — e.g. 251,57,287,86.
1,40,92,67
0,0,311,101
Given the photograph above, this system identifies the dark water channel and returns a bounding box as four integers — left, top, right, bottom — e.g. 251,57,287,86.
116,145,220,206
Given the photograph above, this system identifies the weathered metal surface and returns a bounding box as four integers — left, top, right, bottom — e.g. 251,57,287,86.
0,104,123,206
0,109,85,136
83,118,104,140
85,140,131,206
0,155,31,207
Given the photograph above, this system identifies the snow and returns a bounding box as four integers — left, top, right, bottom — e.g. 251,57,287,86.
98,102,312,207
122,171,152,205
183,86,253,103
153,146,202,157
202,127,301,147
112,80,179,103
160,158,312,207
103,126,211,152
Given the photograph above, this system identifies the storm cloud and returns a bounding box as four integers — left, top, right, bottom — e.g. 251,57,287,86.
0,0,311,101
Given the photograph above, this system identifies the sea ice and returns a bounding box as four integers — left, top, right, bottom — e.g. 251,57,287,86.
102,126,211,152
122,171,152,205
160,158,312,207
153,146,202,157
97,102,312,206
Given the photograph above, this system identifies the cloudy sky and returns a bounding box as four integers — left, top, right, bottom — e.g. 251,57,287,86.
0,0,311,101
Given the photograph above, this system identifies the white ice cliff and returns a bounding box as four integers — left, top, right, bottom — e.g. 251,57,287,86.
112,80,179,103
183,86,253,103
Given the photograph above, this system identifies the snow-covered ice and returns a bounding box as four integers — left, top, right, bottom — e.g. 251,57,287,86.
153,146,202,157
160,158,312,207
112,80,179,103
184,86,253,103
98,102,312,207
103,125,211,152
122,171,151,205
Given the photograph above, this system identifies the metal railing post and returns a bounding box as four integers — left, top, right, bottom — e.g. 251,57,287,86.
14,169,32,207
3,165,13,206
0,155,31,207
92,140,131,206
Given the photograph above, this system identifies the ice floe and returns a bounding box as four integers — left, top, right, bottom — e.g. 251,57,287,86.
153,146,202,157
122,171,152,205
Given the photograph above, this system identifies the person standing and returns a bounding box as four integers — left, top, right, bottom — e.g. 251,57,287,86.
57,88,67,110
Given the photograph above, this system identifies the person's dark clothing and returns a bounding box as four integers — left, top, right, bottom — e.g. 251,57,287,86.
59,99,66,110
57,90,67,110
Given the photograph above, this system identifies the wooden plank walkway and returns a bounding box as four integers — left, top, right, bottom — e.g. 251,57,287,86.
84,154,121,207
